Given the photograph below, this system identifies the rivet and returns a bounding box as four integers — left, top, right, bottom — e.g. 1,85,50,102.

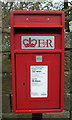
47,18,50,20
26,18,29,21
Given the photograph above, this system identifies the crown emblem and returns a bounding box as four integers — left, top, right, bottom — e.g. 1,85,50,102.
23,37,37,47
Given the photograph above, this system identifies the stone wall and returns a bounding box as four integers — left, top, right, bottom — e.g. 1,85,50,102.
2,32,72,119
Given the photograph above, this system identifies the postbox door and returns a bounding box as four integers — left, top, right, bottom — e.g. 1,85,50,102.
15,54,60,110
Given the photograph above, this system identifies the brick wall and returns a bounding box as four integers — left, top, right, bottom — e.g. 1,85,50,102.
2,32,72,119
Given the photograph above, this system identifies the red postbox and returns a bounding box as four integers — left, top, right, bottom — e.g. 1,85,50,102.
10,11,64,113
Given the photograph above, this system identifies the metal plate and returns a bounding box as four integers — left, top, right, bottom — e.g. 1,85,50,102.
21,36,54,49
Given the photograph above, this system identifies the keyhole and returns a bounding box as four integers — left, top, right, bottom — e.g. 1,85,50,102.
23,82,25,86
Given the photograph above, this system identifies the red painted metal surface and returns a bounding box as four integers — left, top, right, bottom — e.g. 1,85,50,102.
10,11,64,113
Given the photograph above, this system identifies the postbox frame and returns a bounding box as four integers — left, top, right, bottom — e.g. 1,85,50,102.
10,11,64,113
